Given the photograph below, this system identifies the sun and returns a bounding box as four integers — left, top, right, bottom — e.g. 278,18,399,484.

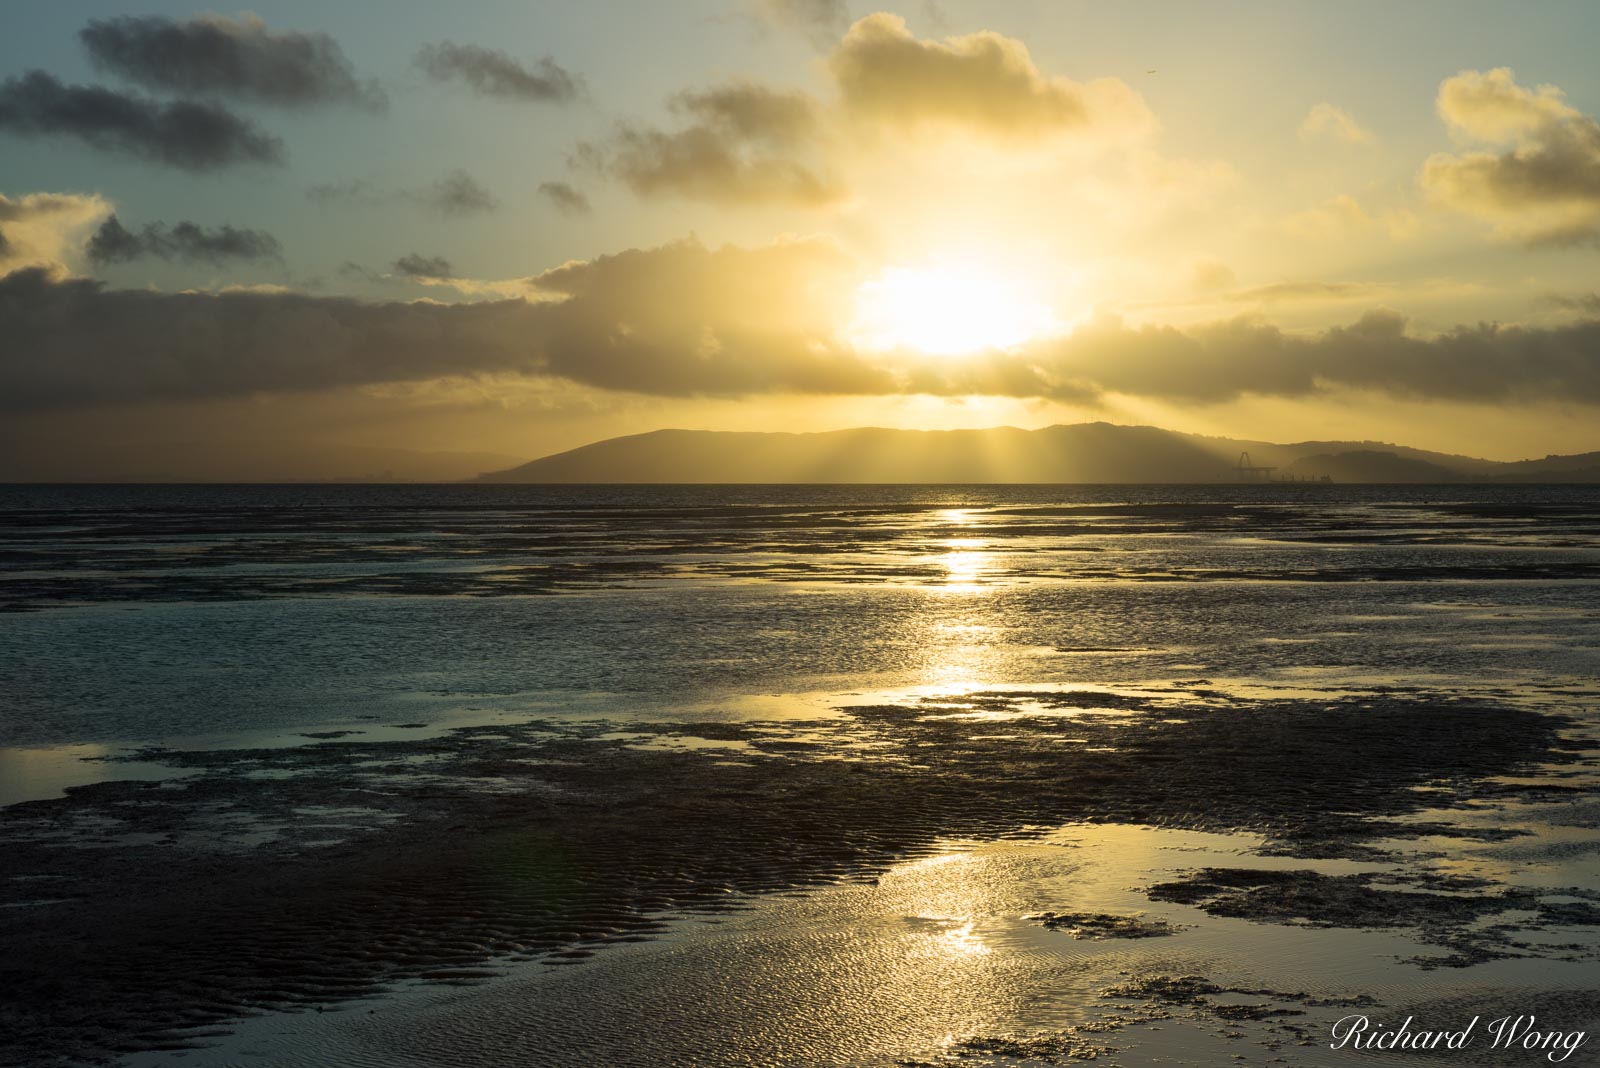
851,259,1056,356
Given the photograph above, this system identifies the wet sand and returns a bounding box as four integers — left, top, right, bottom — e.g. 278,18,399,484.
5,682,1600,1065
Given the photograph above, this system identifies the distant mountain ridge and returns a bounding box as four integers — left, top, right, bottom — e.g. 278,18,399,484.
477,423,1600,484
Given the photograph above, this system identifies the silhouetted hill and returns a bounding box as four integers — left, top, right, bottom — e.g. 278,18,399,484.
1281,450,1462,483
1490,451,1600,483
476,424,1600,483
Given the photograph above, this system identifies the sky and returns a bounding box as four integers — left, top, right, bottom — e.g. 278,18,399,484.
5,0,1600,478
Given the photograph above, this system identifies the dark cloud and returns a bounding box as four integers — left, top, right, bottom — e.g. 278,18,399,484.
392,253,454,279
87,215,281,266
538,181,591,215
579,83,843,205
0,71,283,171
415,41,579,103
0,227,8,255
1424,68,1600,245
6,239,1599,412
1009,310,1600,405
80,13,385,111
0,240,876,409
416,170,498,216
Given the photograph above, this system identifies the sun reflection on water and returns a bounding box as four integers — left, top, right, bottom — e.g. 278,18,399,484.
936,538,991,592
937,919,991,957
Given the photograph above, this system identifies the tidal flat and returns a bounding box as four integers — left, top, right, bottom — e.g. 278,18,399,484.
2,485,1598,1066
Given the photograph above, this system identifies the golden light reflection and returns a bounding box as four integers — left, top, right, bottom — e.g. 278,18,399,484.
935,538,991,593
937,919,991,957
883,853,995,958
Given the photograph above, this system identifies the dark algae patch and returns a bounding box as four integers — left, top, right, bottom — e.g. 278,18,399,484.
1144,867,1577,967
1025,912,1181,939
0,686,1581,1065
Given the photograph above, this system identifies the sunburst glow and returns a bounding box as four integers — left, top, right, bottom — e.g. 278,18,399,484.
852,260,1055,356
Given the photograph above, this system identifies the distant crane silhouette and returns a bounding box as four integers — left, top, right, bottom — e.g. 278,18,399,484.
1234,452,1277,481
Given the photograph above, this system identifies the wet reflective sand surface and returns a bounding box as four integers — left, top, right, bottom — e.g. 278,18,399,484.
2,485,1598,1066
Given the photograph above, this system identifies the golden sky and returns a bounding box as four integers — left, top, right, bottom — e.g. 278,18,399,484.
4,2,1600,477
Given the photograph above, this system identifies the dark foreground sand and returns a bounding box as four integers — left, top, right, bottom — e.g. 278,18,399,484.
5,681,1600,1066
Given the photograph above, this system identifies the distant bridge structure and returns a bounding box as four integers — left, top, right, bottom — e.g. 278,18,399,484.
1234,452,1277,481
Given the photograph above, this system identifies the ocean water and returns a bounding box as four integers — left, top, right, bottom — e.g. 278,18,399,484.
2,483,1597,760
6,484,1600,1066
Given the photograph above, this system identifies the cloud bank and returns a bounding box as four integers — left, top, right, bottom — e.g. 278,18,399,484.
4,236,1600,413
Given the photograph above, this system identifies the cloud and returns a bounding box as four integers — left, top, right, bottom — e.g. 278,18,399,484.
0,238,879,408
415,41,579,103
0,71,283,171
336,260,385,285
6,235,1600,412
1544,291,1600,314
585,14,1152,206
306,179,383,206
1281,193,1372,240
1225,280,1387,304
1299,103,1374,144
828,13,1148,139
306,173,500,215
758,0,850,49
87,215,281,265
1190,260,1236,293
0,191,112,276
538,181,591,215
1435,67,1576,142
1422,68,1600,245
392,253,454,279
415,170,498,215
1054,309,1600,405
79,13,385,111
578,83,844,205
